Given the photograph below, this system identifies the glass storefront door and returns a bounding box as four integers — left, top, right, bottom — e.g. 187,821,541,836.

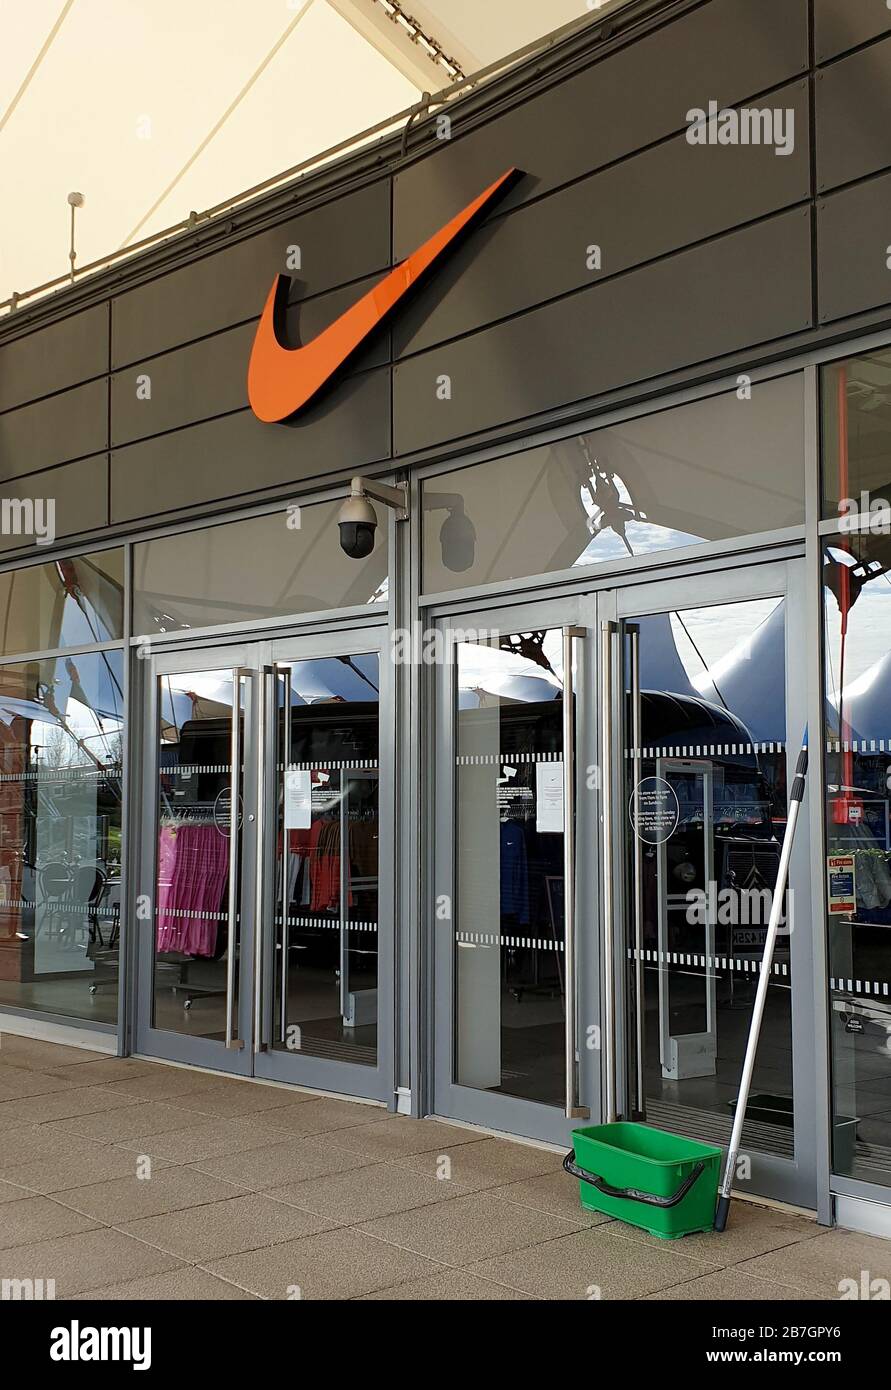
611,562,816,1209
432,597,597,1144
433,561,818,1206
134,627,392,1102
252,633,391,1099
822,529,891,1196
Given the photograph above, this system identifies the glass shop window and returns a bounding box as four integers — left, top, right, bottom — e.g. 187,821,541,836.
0,651,124,1024
133,500,387,637
823,530,891,1187
422,374,805,593
0,551,124,657
823,348,891,523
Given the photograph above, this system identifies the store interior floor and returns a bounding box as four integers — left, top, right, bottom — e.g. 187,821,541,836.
1,1034,890,1301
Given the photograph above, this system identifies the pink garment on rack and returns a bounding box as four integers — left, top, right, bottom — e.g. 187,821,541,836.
156,824,230,957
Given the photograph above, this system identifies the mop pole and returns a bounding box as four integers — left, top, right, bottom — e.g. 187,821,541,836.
715,736,809,1232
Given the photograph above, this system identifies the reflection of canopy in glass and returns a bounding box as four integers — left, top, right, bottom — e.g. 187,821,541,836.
159,681,231,739
0,653,123,775
458,674,561,709
0,654,123,730
430,380,804,585
634,607,785,746
159,655,380,738
0,695,65,729
55,556,123,646
828,651,891,743
289,655,379,703
0,556,124,652
824,543,891,756
637,613,700,701
688,601,786,746
641,692,761,771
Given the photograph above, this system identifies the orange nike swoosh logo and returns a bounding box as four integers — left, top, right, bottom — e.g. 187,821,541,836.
248,167,520,423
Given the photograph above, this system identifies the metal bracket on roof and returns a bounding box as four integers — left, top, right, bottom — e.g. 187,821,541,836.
400,91,432,158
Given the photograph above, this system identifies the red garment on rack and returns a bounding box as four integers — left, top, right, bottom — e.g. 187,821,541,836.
156,824,229,956
308,819,353,911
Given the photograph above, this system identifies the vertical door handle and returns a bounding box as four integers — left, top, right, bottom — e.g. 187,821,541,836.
276,664,292,1045
226,669,248,1050
563,625,589,1120
601,621,619,1122
252,666,274,1055
626,623,646,1118
339,772,349,1025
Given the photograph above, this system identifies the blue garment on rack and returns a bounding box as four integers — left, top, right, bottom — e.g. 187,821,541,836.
500,820,529,926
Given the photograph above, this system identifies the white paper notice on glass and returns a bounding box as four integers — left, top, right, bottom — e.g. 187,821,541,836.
284,769,312,830
536,761,564,833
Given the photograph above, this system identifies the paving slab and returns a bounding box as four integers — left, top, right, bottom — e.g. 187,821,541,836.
204,1226,442,1300
645,1268,827,1300
265,1160,462,1224
119,1193,335,1262
0,1195,101,1249
0,1038,108,1070
358,1268,535,1300
48,1101,221,1143
606,1199,821,1270
487,1171,610,1226
80,1266,259,1300
466,1226,721,1301
0,1125,107,1171
357,1191,587,1267
53,1166,250,1224
0,1227,183,1297
0,1086,142,1127
112,1116,296,1164
736,1228,891,1298
258,1096,391,1137
0,1067,78,1100
325,1117,486,1160
1,1146,173,1194
397,1137,560,1193
192,1136,372,1190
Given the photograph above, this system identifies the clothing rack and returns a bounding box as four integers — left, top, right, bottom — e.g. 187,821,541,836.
156,809,230,1009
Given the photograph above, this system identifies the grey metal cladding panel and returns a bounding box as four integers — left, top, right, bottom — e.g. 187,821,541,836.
110,366,390,525
816,37,891,192
110,179,390,367
393,0,809,258
0,304,108,413
0,455,107,556
394,81,811,359
818,171,891,322
111,272,392,447
815,0,891,63
112,323,254,446
0,379,108,482
393,208,812,456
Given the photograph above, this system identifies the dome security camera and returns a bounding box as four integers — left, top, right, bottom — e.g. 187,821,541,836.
337,477,408,559
338,493,378,559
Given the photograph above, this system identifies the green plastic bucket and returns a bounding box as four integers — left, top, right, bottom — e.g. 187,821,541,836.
564,1122,721,1240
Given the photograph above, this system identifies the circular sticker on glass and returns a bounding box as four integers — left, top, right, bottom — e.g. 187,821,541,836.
213,787,243,835
629,775,679,845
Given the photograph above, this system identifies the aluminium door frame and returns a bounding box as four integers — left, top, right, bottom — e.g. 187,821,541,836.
134,639,261,1074
431,591,602,1146
133,619,395,1104
252,621,395,1105
609,556,817,1211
